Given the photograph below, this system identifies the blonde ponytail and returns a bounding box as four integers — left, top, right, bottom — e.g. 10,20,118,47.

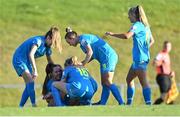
71,56,79,66
46,26,62,53
129,5,150,27
138,5,150,27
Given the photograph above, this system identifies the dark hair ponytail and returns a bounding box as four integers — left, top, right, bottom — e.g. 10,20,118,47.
65,27,77,39
135,6,140,20
42,63,54,96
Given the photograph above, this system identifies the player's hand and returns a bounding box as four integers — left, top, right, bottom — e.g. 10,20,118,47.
32,71,38,79
105,32,113,36
43,93,52,99
77,62,83,66
170,71,175,78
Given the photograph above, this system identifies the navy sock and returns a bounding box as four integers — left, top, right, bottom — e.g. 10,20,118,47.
127,86,135,105
100,85,110,105
26,82,36,106
109,84,124,105
19,86,29,107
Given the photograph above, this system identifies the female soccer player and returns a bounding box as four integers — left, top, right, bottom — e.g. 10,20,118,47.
42,63,63,106
105,5,154,105
64,27,124,105
51,56,98,106
12,26,62,107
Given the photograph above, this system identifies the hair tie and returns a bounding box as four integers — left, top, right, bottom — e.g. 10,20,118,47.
66,27,72,33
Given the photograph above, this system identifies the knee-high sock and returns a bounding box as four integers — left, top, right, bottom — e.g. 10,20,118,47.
26,82,36,106
19,86,29,107
127,86,135,105
109,84,124,105
100,85,110,105
51,85,62,106
143,87,151,105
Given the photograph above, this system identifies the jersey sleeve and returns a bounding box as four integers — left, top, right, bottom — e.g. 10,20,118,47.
80,35,91,48
32,37,42,47
80,39,91,48
46,47,52,56
129,23,139,34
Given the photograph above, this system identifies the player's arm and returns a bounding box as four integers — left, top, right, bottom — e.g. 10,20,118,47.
153,59,161,66
46,55,54,64
149,35,155,47
43,92,52,99
61,78,66,82
81,45,93,66
152,56,163,67
29,45,38,78
89,57,94,63
105,31,134,39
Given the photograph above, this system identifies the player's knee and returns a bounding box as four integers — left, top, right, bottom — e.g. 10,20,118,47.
126,78,131,85
126,79,134,87
103,81,112,87
141,81,150,88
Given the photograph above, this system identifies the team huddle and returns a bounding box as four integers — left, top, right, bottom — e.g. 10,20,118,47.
12,5,178,107
42,57,98,106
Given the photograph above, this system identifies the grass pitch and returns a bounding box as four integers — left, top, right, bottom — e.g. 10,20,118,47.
0,105,180,116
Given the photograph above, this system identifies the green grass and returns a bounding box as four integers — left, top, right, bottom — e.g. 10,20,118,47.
0,0,180,107
0,86,166,107
0,105,180,116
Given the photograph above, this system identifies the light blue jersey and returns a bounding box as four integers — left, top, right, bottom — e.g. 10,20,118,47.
62,66,95,99
12,36,52,76
129,21,152,70
129,21,152,62
79,34,118,73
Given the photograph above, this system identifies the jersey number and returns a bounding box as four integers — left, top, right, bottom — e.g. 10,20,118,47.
77,68,89,77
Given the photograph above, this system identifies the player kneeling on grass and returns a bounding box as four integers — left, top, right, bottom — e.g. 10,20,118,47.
42,63,80,106
42,63,63,106
51,56,97,106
